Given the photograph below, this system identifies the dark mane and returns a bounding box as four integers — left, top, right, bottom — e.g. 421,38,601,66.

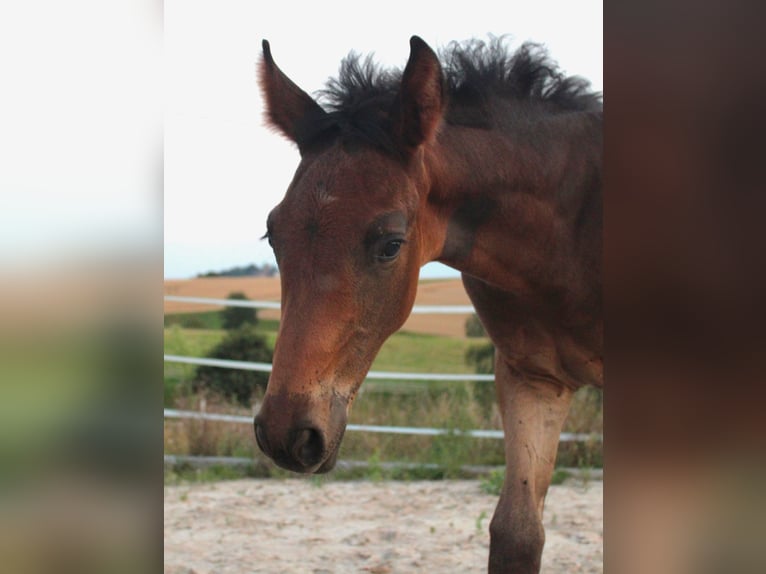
308,36,602,156
441,37,602,117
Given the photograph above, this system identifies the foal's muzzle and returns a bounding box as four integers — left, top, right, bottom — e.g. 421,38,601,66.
254,419,328,472
253,392,347,474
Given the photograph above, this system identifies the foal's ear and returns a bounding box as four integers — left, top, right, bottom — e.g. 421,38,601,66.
259,40,326,152
391,36,444,153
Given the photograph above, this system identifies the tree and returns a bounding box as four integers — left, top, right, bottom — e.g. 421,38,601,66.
221,292,257,330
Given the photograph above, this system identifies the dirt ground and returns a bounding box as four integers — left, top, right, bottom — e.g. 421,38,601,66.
164,277,474,338
164,478,602,573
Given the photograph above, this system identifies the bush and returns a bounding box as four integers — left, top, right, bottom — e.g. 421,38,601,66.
465,314,487,338
192,325,272,406
221,292,258,330
466,343,496,417
465,343,495,374
465,314,496,418
465,314,496,416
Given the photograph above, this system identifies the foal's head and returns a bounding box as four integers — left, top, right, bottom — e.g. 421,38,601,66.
254,37,444,472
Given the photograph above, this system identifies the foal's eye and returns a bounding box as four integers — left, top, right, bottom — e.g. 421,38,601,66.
377,239,404,261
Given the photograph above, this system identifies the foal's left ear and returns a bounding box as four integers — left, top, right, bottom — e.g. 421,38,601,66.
259,40,327,153
391,36,444,154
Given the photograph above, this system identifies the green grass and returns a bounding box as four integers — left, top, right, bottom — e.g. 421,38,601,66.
372,331,483,374
163,312,481,374
165,310,280,333
165,310,223,330
165,325,227,356
163,310,602,482
163,318,486,405
164,325,227,406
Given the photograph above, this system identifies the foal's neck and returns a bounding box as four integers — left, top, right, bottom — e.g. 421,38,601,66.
424,111,602,304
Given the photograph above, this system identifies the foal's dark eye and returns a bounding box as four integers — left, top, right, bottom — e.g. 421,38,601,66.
377,239,403,261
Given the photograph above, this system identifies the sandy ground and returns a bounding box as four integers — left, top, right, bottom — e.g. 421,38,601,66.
164,478,602,573
164,277,473,338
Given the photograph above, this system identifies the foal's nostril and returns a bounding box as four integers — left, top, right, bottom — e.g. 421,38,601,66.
291,427,325,468
254,421,270,456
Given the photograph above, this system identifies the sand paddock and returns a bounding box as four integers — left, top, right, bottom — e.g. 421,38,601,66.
164,478,602,573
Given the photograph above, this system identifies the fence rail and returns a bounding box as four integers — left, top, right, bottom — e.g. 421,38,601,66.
164,408,600,442
164,354,494,382
164,294,475,314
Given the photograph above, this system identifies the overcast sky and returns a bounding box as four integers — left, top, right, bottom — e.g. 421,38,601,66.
165,0,601,279
0,1,601,279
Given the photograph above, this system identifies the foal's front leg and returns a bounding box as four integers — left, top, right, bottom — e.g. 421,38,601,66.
488,355,573,574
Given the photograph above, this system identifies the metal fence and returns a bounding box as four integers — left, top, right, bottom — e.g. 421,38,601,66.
163,293,602,466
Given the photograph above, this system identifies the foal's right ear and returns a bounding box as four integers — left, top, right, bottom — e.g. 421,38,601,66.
259,40,326,152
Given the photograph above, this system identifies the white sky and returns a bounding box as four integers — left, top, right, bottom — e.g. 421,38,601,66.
165,0,602,278
0,1,601,278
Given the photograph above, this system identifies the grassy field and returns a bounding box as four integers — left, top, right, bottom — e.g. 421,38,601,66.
163,279,602,483
163,315,488,409
165,320,481,373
